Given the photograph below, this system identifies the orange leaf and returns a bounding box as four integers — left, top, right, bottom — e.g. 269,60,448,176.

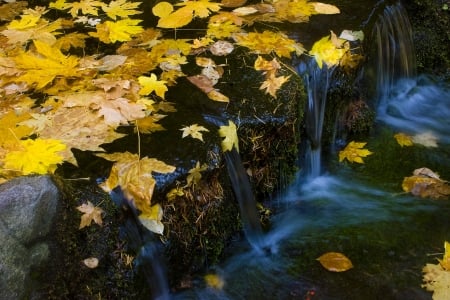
317,252,353,272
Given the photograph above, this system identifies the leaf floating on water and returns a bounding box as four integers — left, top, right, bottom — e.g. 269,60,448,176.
204,273,225,289
218,120,239,152
317,252,354,272
394,132,413,147
338,141,373,164
422,241,450,299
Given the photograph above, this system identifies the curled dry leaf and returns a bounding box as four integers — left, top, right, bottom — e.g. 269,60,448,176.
317,252,354,272
209,40,234,56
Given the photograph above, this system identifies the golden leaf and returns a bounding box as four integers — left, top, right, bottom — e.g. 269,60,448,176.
204,273,225,289
186,161,208,187
180,124,210,142
138,74,168,99
338,141,373,163
311,2,340,14
101,0,142,20
439,241,450,271
207,90,229,102
422,241,450,299
76,201,104,229
259,73,290,98
139,204,164,234
90,19,144,43
235,31,304,58
394,132,413,147
402,169,450,200
152,1,173,18
310,35,347,68
166,187,184,201
2,138,66,175
317,252,353,272
218,120,239,152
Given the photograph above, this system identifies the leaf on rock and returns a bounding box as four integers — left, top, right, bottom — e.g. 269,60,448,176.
338,141,373,164
394,132,413,147
310,35,347,69
2,138,66,175
138,204,164,234
402,168,450,200
317,252,353,272
218,120,239,152
259,73,290,98
186,161,208,187
180,124,209,142
76,201,104,229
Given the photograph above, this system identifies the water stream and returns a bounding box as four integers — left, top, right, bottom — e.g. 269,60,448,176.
173,1,450,299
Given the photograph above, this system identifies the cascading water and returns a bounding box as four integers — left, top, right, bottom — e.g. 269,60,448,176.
374,2,450,143
297,59,336,178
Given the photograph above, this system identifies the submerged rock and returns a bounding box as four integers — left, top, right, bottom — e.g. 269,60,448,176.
0,175,59,299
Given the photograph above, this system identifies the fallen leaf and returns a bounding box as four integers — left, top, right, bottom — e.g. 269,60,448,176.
138,74,168,99
180,124,209,142
207,90,229,102
83,257,99,268
394,132,413,147
338,141,373,163
317,252,353,272
402,169,450,200
218,120,239,152
311,2,340,14
412,132,438,147
422,241,450,299
439,241,450,271
186,161,208,187
204,273,225,289
76,201,104,229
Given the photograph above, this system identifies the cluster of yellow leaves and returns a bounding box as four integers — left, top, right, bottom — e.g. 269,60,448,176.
254,56,290,98
423,241,450,299
338,141,373,164
317,252,353,272
402,168,450,200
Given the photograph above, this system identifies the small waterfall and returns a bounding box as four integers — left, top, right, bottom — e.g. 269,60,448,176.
372,1,416,101
224,149,265,251
297,60,336,178
110,188,170,300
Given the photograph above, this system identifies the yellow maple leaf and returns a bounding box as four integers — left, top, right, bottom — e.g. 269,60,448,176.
338,141,373,163
2,138,66,175
218,120,239,152
207,20,241,39
180,124,209,142
2,14,62,45
76,201,104,229
439,241,450,271
234,31,304,58
97,152,175,222
422,241,450,299
90,19,144,43
138,203,164,234
53,0,104,18
259,73,290,98
13,40,79,89
54,32,89,51
154,0,222,29
134,115,166,134
394,132,413,147
138,74,168,99
101,0,142,20
8,14,40,29
310,35,347,68
186,161,208,187
0,111,33,150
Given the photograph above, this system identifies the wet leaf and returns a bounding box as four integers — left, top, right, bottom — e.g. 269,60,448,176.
394,132,413,147
311,2,340,14
218,120,239,152
338,141,373,163
186,161,208,187
180,124,209,142
317,252,353,272
138,74,168,99
439,241,450,271
423,241,450,299
207,90,229,102
76,201,104,229
204,273,225,289
402,168,450,200
310,34,347,68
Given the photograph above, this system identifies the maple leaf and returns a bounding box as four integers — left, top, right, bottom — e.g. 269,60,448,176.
394,132,413,147
439,241,450,271
207,20,241,39
180,124,209,142
259,73,290,98
134,115,166,133
101,0,142,20
76,201,104,229
234,31,304,58
97,152,175,216
153,0,221,28
138,74,168,99
90,19,144,43
219,120,239,152
0,2,28,22
2,138,66,175
338,141,373,163
13,40,79,89
51,0,104,17
0,111,33,150
186,161,208,187
310,35,347,68
138,203,164,234
54,32,89,51
2,14,62,45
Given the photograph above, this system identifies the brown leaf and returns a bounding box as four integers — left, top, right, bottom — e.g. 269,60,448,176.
76,201,104,229
187,75,215,93
317,252,354,272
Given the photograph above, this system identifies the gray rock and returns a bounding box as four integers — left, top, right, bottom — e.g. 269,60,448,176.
0,176,60,300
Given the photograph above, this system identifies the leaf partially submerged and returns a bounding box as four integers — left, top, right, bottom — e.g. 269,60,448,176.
218,120,239,152
402,168,450,200
317,252,353,272
338,141,373,164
